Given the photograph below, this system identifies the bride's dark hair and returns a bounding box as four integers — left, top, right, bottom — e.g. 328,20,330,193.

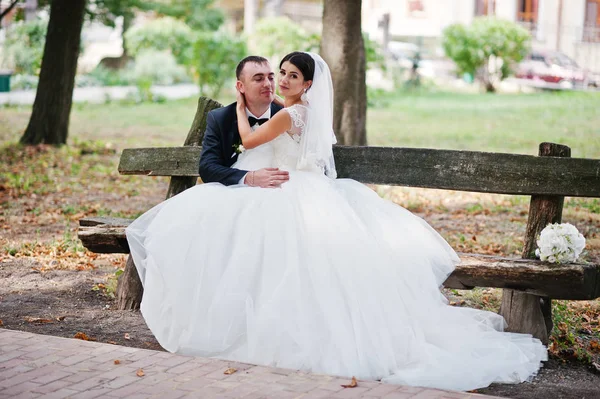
279,52,315,82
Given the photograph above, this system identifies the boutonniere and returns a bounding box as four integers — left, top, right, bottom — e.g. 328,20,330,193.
232,142,245,154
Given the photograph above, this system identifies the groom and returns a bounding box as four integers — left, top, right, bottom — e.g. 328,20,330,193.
199,56,290,188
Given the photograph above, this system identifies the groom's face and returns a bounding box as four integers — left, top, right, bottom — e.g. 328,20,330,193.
238,61,275,108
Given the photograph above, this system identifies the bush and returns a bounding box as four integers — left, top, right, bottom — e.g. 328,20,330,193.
10,74,39,90
84,64,137,87
1,19,47,75
442,18,531,92
125,17,196,67
194,32,246,98
133,50,190,86
252,17,320,63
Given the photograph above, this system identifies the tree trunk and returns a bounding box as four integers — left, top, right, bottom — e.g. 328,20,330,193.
499,142,571,344
20,0,86,145
320,0,367,146
116,97,223,310
244,0,258,34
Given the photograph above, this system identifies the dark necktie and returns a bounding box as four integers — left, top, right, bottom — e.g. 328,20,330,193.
248,116,269,126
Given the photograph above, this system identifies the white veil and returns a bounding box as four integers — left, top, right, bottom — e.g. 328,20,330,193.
296,52,337,179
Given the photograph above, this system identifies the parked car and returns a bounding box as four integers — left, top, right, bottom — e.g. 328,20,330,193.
515,50,599,89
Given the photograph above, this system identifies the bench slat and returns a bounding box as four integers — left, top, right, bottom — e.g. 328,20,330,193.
117,146,600,197
78,218,600,300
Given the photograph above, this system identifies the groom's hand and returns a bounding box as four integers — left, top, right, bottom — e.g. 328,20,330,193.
245,168,290,188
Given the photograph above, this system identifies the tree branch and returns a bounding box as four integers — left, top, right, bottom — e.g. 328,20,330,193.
0,0,21,22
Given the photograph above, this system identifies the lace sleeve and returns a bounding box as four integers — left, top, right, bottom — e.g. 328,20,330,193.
283,105,308,137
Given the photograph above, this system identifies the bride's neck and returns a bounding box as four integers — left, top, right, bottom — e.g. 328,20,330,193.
284,97,303,108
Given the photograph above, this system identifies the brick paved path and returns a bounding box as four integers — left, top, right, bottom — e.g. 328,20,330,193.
0,329,501,399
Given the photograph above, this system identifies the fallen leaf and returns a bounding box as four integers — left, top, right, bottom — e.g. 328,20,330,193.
73,332,96,341
24,317,54,324
0,320,3,327
114,360,121,365
124,333,131,340
56,316,66,321
107,341,117,345
136,368,145,377
590,340,600,353
223,368,237,375
341,376,358,388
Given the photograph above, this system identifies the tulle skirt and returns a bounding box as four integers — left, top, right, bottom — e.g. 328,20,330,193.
126,168,546,391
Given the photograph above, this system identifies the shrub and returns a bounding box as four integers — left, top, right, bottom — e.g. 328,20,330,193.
442,18,531,92
194,32,246,98
1,19,47,75
252,17,320,63
132,49,190,86
125,17,196,67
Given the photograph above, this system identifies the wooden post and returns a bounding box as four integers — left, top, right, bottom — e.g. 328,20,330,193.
499,142,571,344
116,97,223,310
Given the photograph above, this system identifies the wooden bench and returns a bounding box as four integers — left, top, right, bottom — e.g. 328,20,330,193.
78,97,600,345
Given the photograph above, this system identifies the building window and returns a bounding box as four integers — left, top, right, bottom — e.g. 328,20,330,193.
516,0,538,33
475,0,495,16
583,0,600,42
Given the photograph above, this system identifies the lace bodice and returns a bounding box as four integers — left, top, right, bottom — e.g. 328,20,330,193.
271,104,308,170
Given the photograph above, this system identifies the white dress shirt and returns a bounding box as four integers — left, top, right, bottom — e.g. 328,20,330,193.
239,107,272,185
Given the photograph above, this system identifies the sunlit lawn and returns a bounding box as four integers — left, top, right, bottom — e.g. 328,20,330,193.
2,89,599,157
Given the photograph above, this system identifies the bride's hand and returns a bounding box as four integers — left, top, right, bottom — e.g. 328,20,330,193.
236,89,246,112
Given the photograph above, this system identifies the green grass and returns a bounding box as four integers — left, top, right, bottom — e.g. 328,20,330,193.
367,90,600,158
2,90,599,157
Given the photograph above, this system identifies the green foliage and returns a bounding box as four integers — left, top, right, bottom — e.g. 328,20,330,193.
252,17,320,62
10,74,39,90
133,49,190,85
1,19,47,75
442,18,531,91
83,65,136,86
363,33,386,71
88,0,223,32
194,32,247,98
125,17,196,66
147,0,224,31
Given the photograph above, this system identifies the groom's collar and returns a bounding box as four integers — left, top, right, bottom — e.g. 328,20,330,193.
245,107,271,120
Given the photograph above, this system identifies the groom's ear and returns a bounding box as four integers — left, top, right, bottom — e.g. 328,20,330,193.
236,80,245,94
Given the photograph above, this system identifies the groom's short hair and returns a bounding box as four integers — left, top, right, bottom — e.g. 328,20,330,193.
236,56,269,80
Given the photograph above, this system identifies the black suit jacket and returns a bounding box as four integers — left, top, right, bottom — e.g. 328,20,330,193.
199,102,283,186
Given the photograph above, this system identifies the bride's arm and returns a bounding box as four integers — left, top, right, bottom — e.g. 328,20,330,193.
236,97,291,149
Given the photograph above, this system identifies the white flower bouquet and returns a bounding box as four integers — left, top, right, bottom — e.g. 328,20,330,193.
535,223,586,264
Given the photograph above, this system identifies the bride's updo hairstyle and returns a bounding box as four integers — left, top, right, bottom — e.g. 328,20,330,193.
279,52,315,85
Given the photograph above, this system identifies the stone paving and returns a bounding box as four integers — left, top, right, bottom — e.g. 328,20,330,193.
0,329,501,399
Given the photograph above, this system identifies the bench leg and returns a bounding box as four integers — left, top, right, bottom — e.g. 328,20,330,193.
499,289,550,345
116,255,143,310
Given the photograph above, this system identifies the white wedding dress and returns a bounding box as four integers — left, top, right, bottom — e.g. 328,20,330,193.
126,104,547,392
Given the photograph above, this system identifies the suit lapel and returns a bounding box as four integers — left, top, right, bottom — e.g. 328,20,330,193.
227,108,241,165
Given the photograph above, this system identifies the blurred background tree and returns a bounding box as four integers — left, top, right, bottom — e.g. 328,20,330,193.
442,18,531,93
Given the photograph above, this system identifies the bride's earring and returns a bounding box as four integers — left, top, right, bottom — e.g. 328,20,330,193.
301,89,308,102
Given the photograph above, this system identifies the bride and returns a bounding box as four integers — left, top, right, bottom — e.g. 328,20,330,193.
125,51,547,392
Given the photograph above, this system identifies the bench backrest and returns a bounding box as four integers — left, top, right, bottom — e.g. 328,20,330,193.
118,145,600,197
